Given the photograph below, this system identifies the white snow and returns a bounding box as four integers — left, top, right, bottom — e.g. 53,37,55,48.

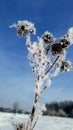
0,112,73,130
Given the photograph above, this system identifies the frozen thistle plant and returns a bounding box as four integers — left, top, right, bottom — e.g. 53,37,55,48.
11,20,73,130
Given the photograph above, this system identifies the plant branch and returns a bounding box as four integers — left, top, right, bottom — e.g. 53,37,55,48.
26,85,40,130
41,85,47,94
31,116,39,130
45,55,60,76
41,56,60,94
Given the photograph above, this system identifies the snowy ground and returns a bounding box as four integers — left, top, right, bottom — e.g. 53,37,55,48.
0,112,73,130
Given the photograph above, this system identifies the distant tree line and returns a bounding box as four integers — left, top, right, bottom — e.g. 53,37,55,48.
0,107,21,113
0,106,30,114
1,100,73,118
43,100,73,118
0,101,30,114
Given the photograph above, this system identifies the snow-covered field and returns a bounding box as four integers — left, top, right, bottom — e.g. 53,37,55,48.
0,112,73,130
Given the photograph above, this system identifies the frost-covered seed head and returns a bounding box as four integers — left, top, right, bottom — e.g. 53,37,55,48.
10,20,36,37
51,43,64,56
60,61,71,72
18,25,28,36
42,31,53,44
60,36,70,48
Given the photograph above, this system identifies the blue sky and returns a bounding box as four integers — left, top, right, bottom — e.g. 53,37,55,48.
0,0,73,109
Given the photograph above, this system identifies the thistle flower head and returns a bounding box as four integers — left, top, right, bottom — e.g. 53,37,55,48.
51,43,64,56
60,61,72,72
42,31,54,44
60,36,70,48
10,20,36,37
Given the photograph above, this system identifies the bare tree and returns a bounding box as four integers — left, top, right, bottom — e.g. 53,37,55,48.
13,101,19,113
10,20,73,130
